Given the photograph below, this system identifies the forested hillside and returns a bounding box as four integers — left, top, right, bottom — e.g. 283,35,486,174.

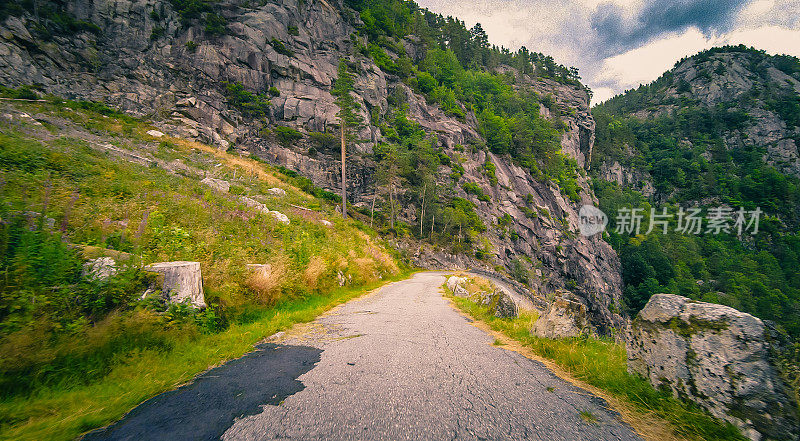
592,45,800,340
0,0,627,330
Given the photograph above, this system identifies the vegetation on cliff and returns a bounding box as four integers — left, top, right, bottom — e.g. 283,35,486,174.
339,0,585,253
0,95,406,439
592,46,800,338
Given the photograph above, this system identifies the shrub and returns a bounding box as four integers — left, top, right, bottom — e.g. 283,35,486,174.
185,40,198,52
0,85,39,100
309,131,338,150
509,258,529,284
273,126,303,147
416,71,437,94
462,182,490,202
204,12,227,36
150,26,165,40
268,86,280,97
269,38,294,57
483,160,497,186
223,82,271,118
287,25,299,36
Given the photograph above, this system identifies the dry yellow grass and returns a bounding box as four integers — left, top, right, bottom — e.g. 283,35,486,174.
245,260,288,305
162,136,289,188
303,256,328,289
352,257,378,284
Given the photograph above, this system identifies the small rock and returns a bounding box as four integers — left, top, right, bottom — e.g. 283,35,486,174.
320,219,333,227
269,210,290,225
491,289,518,318
532,297,589,339
246,263,273,280
146,129,165,138
453,285,469,298
176,97,197,107
201,177,230,193
239,196,270,214
267,187,286,196
83,257,118,280
446,276,466,292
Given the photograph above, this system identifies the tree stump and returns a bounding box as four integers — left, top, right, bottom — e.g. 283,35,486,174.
145,261,206,308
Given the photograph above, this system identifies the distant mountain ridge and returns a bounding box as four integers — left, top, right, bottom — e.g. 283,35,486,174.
591,45,800,343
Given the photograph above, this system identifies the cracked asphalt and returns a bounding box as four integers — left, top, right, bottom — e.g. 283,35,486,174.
222,272,643,440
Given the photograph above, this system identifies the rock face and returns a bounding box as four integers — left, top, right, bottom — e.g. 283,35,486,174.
595,49,800,184
0,0,625,333
532,297,590,339
144,261,206,308
627,294,799,441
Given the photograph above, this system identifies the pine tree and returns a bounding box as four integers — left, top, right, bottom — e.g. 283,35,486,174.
331,60,363,218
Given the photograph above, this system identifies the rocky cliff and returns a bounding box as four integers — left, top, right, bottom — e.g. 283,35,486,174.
0,0,625,332
593,46,800,191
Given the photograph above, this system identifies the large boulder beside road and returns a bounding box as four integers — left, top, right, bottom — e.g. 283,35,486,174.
627,294,799,441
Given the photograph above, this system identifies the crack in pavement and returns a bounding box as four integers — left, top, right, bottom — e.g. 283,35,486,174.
221,272,643,441
84,272,644,440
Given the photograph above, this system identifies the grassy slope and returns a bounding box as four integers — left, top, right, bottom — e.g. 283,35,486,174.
0,99,409,440
445,278,746,441
0,280,406,440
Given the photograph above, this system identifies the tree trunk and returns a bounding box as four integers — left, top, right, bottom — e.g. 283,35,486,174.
390,183,395,230
370,191,376,228
144,261,206,308
420,182,426,236
340,122,347,219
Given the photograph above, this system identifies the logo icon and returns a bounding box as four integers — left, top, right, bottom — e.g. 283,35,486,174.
579,205,607,237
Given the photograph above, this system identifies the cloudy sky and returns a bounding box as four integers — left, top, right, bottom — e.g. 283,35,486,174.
415,0,800,104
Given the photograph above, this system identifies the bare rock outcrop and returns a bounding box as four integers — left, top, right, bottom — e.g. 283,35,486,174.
531,297,590,339
82,256,118,280
144,261,206,308
627,294,798,441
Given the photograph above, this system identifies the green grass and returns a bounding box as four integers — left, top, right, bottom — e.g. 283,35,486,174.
0,274,408,441
0,97,410,440
448,293,747,441
579,410,598,424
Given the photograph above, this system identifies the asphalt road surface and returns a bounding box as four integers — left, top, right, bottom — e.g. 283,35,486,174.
87,272,642,441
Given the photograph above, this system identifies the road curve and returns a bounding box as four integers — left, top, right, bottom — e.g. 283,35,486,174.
87,272,643,441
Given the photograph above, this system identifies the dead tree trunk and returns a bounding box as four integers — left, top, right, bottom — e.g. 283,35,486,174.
390,183,395,230
340,123,347,219
370,191,376,228
420,182,426,236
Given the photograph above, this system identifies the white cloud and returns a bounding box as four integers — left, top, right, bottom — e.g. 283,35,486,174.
722,26,800,56
416,0,800,102
595,28,713,92
591,87,618,104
